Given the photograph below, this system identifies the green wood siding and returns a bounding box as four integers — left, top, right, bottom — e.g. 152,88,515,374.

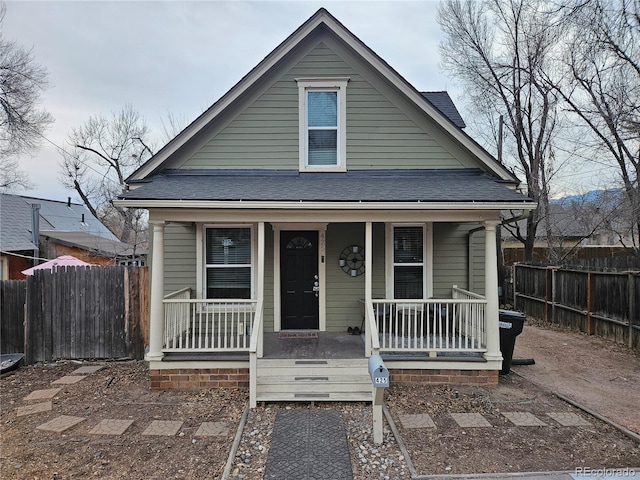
262,226,275,330
433,223,485,297
178,36,482,172
164,223,197,296
324,223,386,332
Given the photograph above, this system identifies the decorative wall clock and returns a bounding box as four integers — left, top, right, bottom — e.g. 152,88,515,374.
339,245,365,276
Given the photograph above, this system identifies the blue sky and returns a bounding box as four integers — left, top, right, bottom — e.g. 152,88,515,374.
3,0,608,201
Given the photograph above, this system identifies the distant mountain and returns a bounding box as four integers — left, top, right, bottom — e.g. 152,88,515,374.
551,189,622,204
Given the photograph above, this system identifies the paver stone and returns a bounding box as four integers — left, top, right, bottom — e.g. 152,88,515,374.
399,413,436,429
16,401,52,417
36,415,85,433
142,420,183,436
89,419,134,435
502,411,548,426
194,422,229,437
24,388,61,401
52,375,85,385
450,413,492,428
70,365,104,375
547,412,592,427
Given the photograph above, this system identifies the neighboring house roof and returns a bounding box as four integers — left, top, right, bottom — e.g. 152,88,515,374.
20,195,119,241
122,169,530,206
0,193,38,251
40,231,142,257
0,193,140,258
420,92,466,129
125,8,517,185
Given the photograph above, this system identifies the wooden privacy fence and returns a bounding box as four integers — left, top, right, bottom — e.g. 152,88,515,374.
513,264,639,349
1,280,27,354
0,266,148,363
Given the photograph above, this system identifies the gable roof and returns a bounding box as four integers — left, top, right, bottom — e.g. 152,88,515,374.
125,8,515,184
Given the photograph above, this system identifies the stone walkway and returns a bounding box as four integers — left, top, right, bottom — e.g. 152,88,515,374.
17,365,229,438
399,411,591,429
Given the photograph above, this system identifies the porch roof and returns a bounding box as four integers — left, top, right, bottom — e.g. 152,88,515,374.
120,169,534,206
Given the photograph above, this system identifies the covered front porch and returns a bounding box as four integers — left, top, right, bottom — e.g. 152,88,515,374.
145,215,504,405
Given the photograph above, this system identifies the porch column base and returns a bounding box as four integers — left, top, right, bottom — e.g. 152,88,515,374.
145,352,165,362
483,352,503,363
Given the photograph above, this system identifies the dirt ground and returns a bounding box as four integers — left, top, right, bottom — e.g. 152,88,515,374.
1,323,639,479
0,361,247,480
512,321,640,434
387,377,640,475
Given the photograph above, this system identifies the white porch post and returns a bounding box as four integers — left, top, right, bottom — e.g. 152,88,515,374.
147,220,165,361
257,221,265,358
365,221,373,357
483,220,502,362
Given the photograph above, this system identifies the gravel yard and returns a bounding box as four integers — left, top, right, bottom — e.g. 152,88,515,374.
2,323,639,480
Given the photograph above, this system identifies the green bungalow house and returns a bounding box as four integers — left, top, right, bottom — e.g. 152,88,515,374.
116,9,536,407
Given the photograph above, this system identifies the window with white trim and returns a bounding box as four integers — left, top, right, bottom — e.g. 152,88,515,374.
297,78,348,171
392,225,425,299
204,226,253,299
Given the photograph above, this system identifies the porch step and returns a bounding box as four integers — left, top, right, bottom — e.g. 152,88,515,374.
255,358,372,403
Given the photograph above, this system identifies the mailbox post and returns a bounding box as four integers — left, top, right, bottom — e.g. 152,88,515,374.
368,354,389,444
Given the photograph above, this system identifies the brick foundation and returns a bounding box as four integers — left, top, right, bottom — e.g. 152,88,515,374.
149,368,249,390
389,368,498,386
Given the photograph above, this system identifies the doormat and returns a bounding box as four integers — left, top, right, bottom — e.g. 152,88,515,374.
278,332,319,339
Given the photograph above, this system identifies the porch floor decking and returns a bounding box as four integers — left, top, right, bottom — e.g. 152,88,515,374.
162,331,485,361
263,332,365,359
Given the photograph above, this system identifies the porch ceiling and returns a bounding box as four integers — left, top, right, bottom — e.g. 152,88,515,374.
120,169,534,206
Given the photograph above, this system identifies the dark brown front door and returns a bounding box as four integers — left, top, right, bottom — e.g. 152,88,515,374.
281,230,319,330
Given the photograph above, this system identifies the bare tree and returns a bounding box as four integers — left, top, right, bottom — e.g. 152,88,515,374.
549,0,640,255
59,105,152,245
0,156,32,191
438,0,564,261
0,2,52,190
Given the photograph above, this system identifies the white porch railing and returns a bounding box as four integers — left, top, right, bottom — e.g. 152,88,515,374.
249,297,265,408
163,290,257,352
367,287,487,355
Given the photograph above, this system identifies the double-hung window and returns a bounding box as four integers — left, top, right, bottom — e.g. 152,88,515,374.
297,78,348,172
205,226,252,299
392,225,427,299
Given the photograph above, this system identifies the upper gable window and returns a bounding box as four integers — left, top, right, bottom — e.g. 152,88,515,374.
297,78,349,172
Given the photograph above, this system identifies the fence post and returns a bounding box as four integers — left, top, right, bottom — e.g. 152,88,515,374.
586,272,592,335
512,264,517,309
545,267,551,323
629,273,636,349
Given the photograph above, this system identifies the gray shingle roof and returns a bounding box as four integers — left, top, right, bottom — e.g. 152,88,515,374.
421,92,466,129
121,169,532,204
0,193,37,251
0,193,120,253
